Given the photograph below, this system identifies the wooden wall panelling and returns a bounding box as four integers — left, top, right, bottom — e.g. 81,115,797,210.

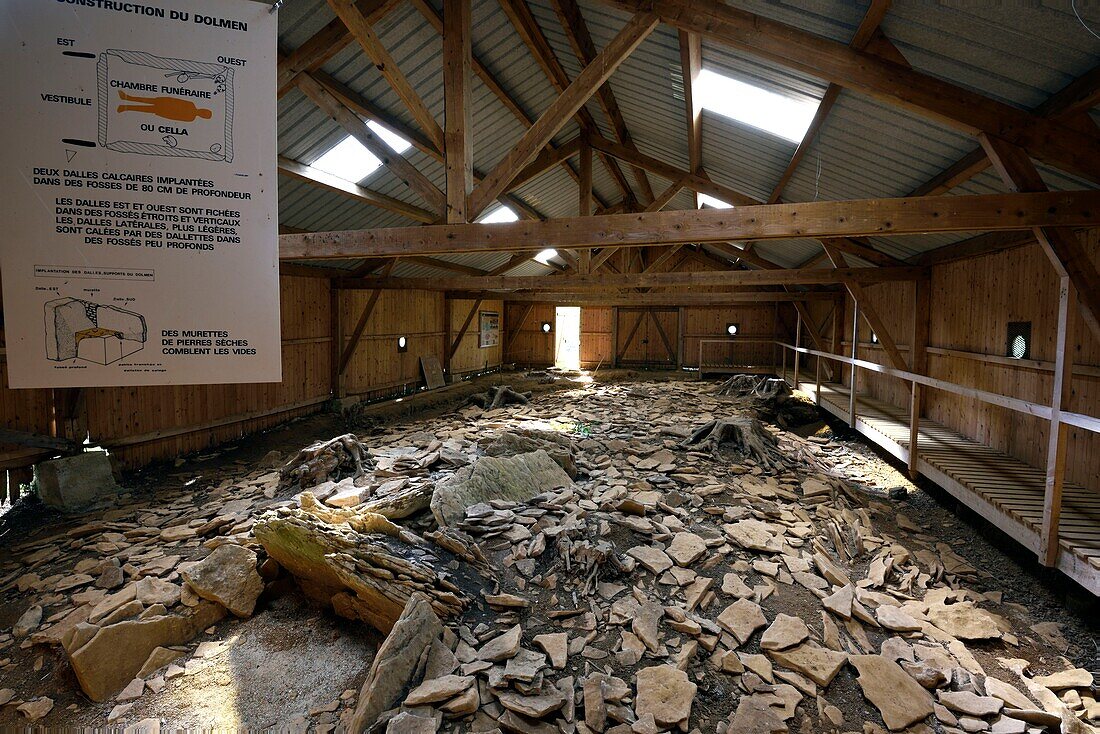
449,298,503,376
342,288,445,396
681,305,778,368
580,307,613,366
505,303,556,365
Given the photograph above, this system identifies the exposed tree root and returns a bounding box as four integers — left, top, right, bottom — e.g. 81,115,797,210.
681,415,787,471
280,433,373,488
466,385,532,410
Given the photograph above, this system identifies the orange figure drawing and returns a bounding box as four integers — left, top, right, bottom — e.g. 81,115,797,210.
116,91,212,122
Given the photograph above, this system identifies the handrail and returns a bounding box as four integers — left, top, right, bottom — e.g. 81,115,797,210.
776,341,1100,435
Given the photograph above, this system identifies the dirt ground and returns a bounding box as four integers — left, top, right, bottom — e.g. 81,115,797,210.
0,369,1096,731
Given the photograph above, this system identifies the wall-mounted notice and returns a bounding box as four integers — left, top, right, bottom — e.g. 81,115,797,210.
0,0,280,387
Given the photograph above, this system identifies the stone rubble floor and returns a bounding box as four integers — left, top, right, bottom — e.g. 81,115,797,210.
0,374,1096,733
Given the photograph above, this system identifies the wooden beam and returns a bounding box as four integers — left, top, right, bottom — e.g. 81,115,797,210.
1041,276,1075,566
338,259,399,376
404,256,487,275
327,0,446,152
276,0,399,95
678,31,702,179
510,137,583,191
448,297,484,359
816,237,905,268
768,85,841,204
551,0,654,202
296,74,447,214
336,266,923,291
590,176,687,271
498,0,635,203
602,0,1100,184
408,0,607,210
979,133,1100,341
588,133,758,206
468,11,658,218
277,155,438,224
579,138,593,218
908,276,930,477
443,0,472,223
490,291,837,305
821,242,909,372
281,190,1100,260
907,62,1100,197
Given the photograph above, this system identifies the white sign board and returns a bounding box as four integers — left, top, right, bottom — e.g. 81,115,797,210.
1,0,280,388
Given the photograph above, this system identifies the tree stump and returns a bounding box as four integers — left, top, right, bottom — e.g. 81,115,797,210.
681,415,787,471
466,385,531,410
280,433,372,488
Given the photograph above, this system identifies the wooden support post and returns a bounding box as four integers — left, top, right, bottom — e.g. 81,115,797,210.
677,307,685,368
443,296,453,378
578,138,593,273
908,277,930,477
1040,276,1076,566
814,345,822,405
611,306,619,367
330,282,345,398
849,300,859,428
793,310,802,389
443,0,472,223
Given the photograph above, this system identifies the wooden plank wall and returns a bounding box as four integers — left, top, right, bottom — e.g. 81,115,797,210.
505,304,556,366
341,288,444,399
831,230,1100,492
1,277,504,475
683,305,780,368
449,298,504,377
580,307,613,367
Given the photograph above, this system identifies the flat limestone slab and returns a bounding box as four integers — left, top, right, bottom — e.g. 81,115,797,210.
35,450,120,511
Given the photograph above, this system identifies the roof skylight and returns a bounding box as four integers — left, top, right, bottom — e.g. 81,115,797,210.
534,248,558,264
310,121,412,183
478,206,519,224
698,193,733,209
695,69,818,144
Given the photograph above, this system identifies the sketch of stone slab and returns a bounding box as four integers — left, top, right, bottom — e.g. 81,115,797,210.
45,297,147,365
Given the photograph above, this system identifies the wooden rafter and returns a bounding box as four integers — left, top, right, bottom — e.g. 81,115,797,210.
443,0,472,223
600,0,1100,185
467,11,659,218
979,133,1100,341
678,31,702,180
281,190,1100,260
297,74,447,214
407,0,607,210
589,171,688,271
497,0,636,203
909,63,1100,197
589,133,757,206
276,0,401,95
550,0,655,202
327,0,446,152
276,156,437,224
767,0,891,203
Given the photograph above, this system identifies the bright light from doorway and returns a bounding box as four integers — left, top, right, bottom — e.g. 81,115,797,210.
478,206,519,223
695,69,818,144
310,122,412,183
534,248,559,264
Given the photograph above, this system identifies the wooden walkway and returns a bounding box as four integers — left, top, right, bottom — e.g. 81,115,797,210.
806,381,1100,595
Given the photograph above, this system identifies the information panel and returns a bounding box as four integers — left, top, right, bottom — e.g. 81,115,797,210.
1,0,280,387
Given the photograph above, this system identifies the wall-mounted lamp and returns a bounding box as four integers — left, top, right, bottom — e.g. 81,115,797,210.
397,336,408,352
726,323,740,336
541,322,552,333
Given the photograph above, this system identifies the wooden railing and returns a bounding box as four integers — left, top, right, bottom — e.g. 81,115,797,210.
775,337,1100,569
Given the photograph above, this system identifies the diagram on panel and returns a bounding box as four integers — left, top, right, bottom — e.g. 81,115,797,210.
45,298,147,365
97,49,234,162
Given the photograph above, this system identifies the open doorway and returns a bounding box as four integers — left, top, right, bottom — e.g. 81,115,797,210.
554,306,581,370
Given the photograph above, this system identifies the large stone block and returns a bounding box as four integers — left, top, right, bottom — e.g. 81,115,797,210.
35,451,119,511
